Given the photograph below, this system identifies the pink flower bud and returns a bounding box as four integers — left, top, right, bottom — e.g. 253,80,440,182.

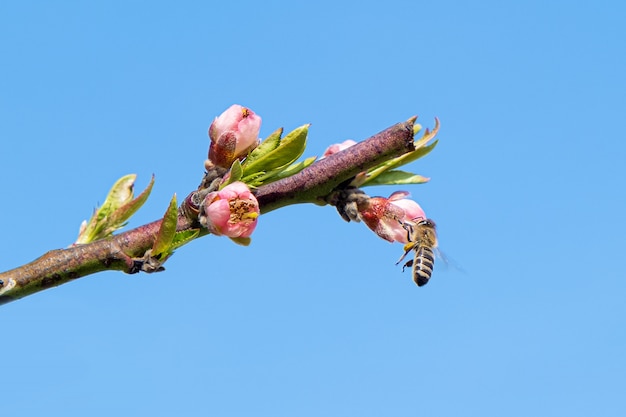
201,181,260,238
208,104,262,168
358,191,426,243
321,139,357,158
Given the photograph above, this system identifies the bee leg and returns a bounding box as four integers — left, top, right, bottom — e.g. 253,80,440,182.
402,259,413,272
395,245,414,265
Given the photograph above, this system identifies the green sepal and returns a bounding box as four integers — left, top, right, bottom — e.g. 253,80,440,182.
229,236,251,246
152,194,178,258
361,170,430,186
75,174,154,244
241,125,309,177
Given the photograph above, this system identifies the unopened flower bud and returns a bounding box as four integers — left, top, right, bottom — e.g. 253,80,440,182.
201,181,260,238
321,139,356,158
208,104,261,168
358,191,426,243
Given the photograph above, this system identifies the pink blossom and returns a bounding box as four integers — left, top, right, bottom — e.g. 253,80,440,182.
321,139,357,158
358,191,426,243
208,104,262,168
201,181,260,238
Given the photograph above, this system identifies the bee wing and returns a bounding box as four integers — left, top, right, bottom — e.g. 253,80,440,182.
434,248,466,275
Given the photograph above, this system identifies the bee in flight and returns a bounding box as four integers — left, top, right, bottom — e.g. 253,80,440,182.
396,218,438,286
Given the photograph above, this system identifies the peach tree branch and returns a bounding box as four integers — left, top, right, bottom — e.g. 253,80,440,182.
0,119,417,305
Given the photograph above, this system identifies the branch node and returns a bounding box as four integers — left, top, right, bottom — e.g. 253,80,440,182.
131,249,166,274
0,278,15,296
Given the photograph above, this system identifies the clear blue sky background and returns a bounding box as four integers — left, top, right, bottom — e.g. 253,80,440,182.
2,1,625,416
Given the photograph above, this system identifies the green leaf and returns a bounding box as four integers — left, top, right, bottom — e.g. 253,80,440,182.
244,128,283,165
230,159,243,182
362,140,438,187
388,139,439,171
241,169,276,187
245,156,317,186
239,171,267,187
221,159,243,189
170,229,200,250
75,174,154,244
269,155,317,180
106,175,155,233
98,174,136,218
75,175,136,243
362,170,430,186
152,194,178,257
242,125,309,177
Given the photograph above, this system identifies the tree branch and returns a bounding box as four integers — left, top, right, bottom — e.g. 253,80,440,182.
0,119,416,305
256,119,415,212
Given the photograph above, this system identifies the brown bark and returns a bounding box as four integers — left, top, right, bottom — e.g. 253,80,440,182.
0,119,415,304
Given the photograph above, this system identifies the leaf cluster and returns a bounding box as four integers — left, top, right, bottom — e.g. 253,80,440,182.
74,175,154,244
224,125,316,188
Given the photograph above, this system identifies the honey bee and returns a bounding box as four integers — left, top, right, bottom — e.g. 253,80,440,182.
396,218,438,286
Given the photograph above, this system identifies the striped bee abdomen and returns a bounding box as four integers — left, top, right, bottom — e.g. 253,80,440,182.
413,245,435,287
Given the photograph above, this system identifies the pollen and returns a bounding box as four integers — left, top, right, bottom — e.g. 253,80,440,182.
229,199,257,223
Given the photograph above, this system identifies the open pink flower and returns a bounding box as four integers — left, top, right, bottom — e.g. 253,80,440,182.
208,104,261,168
321,139,356,158
358,191,426,243
201,181,260,238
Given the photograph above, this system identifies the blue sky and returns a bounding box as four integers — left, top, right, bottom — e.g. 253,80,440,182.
2,1,625,416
